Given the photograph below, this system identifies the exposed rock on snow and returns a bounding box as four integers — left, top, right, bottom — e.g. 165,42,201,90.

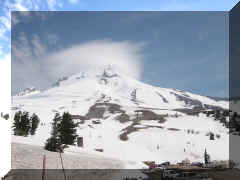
15,87,40,97
11,67,230,168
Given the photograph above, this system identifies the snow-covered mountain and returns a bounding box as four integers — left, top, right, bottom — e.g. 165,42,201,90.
12,66,229,168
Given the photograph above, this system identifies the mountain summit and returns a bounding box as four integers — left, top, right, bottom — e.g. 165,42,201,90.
34,66,228,110
12,68,229,166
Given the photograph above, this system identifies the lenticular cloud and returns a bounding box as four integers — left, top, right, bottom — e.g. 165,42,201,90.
46,40,144,81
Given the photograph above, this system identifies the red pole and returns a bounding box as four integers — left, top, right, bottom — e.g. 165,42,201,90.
59,152,67,180
42,155,46,180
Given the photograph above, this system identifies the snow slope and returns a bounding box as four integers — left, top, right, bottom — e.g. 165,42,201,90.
12,142,125,169
9,143,147,180
12,66,229,168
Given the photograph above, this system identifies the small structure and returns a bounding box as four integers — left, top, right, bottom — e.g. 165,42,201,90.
92,120,101,124
210,133,215,140
77,137,83,147
182,158,191,166
143,161,156,169
177,158,191,167
95,148,104,152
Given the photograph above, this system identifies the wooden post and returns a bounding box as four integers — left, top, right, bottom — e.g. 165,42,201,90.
77,137,83,147
42,155,46,180
59,152,67,180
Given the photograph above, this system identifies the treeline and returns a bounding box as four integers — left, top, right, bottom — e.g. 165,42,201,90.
205,109,240,135
13,111,40,136
205,110,229,128
12,111,79,153
45,112,78,153
230,111,240,135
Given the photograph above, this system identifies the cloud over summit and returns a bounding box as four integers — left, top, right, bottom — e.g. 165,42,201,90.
12,38,144,93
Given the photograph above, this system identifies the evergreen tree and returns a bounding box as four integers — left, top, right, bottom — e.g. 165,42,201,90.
30,113,40,135
204,149,207,164
45,113,63,152
204,149,211,164
59,112,78,145
13,111,41,136
214,110,221,120
13,111,22,135
20,111,31,136
3,114,9,120
131,89,137,102
13,111,30,136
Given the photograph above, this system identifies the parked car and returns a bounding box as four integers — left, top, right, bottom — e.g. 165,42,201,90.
163,171,212,180
191,162,204,167
162,170,180,179
161,161,170,166
155,164,166,170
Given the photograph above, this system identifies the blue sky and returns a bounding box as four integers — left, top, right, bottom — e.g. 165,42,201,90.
1,0,239,97
0,0,238,58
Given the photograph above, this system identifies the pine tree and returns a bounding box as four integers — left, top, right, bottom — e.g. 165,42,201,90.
45,113,63,152
59,112,78,145
13,111,22,135
131,89,137,102
3,114,9,120
30,113,40,135
13,111,30,136
204,149,207,164
13,111,40,136
204,149,211,164
21,111,31,136
0,112,8,120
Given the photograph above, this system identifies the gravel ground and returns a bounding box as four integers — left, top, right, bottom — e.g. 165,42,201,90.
3,169,146,180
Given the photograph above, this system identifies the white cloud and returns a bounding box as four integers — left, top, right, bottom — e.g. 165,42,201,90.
11,13,20,26
0,46,3,56
69,0,79,4
46,40,144,80
0,27,9,41
12,32,33,61
46,0,63,10
0,0,31,42
4,0,29,11
0,16,11,30
12,37,144,93
46,0,56,10
0,5,10,42
47,33,58,45
58,2,63,8
14,2,29,11
32,34,46,57
0,0,63,35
